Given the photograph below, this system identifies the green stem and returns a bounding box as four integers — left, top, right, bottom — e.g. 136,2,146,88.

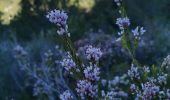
62,34,83,78
119,1,140,66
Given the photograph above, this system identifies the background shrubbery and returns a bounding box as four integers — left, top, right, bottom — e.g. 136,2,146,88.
0,0,170,99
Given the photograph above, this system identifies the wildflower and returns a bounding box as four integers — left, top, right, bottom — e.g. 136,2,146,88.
101,90,106,97
118,30,124,36
116,17,130,30
127,64,140,80
85,45,102,62
143,66,150,73
60,90,73,100
148,77,157,83
161,55,170,68
130,84,137,92
83,64,100,81
132,26,146,40
57,27,66,36
46,9,68,27
60,52,79,74
141,82,160,99
46,9,71,37
76,80,98,99
157,73,168,85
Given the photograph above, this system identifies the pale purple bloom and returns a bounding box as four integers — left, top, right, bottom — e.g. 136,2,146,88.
85,45,102,62
46,9,68,27
127,64,140,80
141,82,160,100
157,73,168,85
132,26,146,40
143,66,150,73
60,90,73,100
116,17,130,30
83,64,100,81
76,80,98,99
60,52,79,74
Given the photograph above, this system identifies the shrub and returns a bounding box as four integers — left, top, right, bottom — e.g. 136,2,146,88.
14,0,170,100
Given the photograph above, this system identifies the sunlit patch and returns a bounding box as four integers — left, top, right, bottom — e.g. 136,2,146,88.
0,0,21,25
67,0,95,12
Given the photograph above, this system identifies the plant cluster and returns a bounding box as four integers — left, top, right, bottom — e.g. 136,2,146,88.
14,0,170,100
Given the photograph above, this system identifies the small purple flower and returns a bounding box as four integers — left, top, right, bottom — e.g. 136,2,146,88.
46,9,68,27
85,45,102,62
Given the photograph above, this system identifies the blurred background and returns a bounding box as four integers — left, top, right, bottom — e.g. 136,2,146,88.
0,0,170,99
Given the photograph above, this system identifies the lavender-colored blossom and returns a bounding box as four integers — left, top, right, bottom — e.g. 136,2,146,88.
130,84,137,92
161,55,170,68
46,9,68,27
76,80,98,99
116,17,130,30
143,66,150,73
132,26,146,40
101,90,106,97
60,52,79,74
157,73,168,85
127,64,140,80
141,82,160,100
59,90,73,100
118,30,124,36
46,9,71,36
85,45,102,62
83,64,100,81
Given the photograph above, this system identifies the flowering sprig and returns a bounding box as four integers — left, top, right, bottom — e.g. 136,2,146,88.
76,80,98,99
46,9,104,99
116,17,130,31
46,10,68,27
60,52,80,75
84,45,102,63
83,64,100,81
127,64,140,80
46,9,83,76
46,10,70,36
114,0,146,65
59,90,73,100
132,26,146,40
